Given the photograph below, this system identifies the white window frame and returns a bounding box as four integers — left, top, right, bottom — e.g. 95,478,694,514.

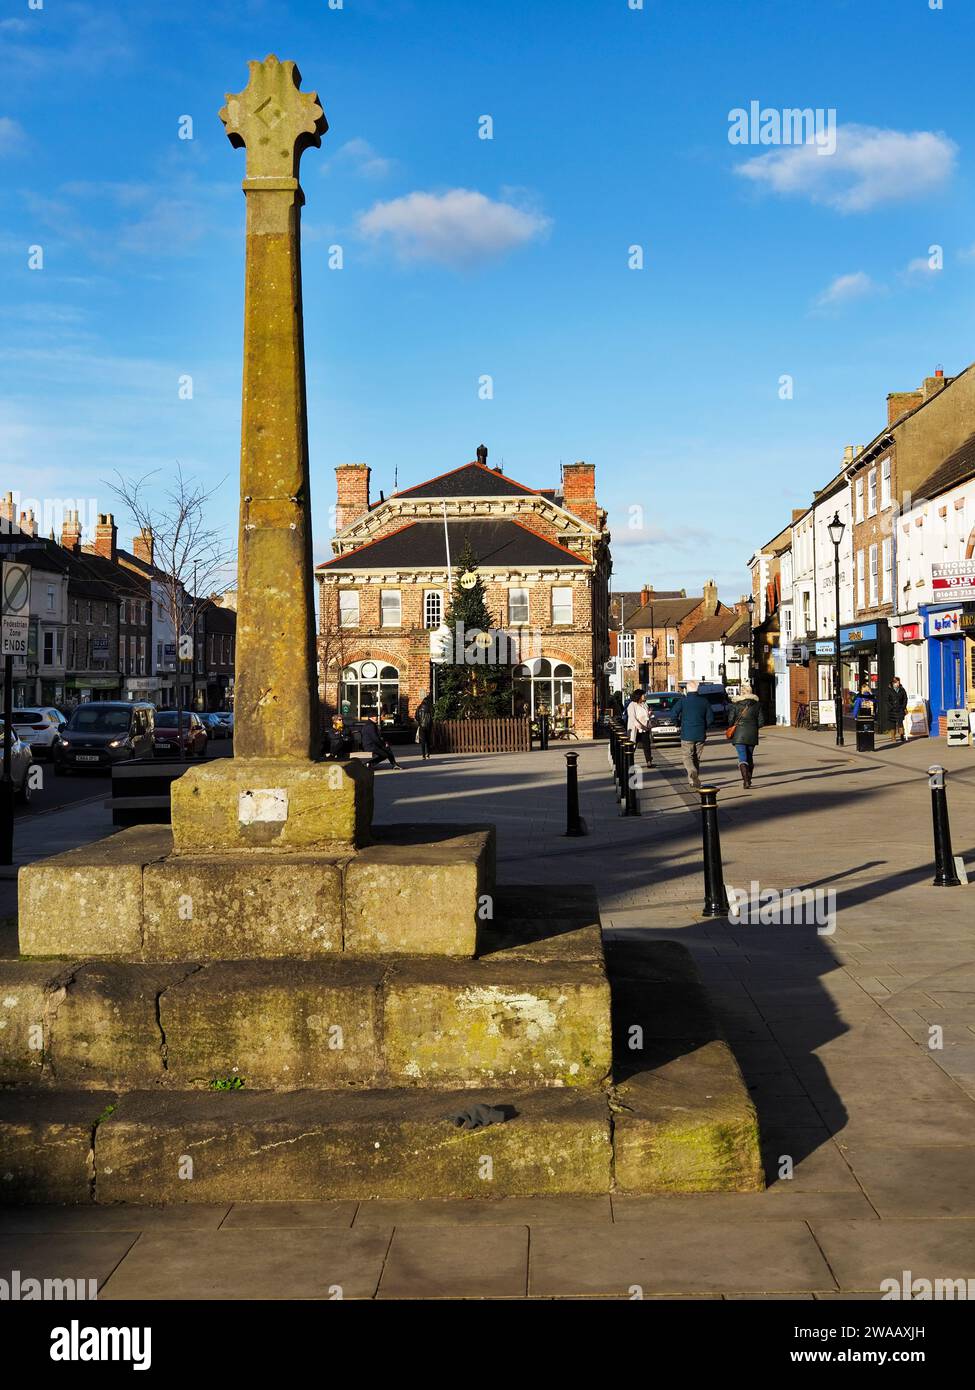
618,632,634,662
881,456,892,509
551,586,573,625
856,549,865,611
642,634,655,658
339,590,360,628
380,590,401,628
881,537,892,604
423,590,443,630
867,469,878,517
854,478,864,523
667,634,676,658
508,588,530,625
869,543,879,606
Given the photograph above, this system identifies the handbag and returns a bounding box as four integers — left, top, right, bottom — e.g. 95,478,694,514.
725,703,739,741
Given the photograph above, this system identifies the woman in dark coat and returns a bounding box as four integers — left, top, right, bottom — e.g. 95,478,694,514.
728,685,764,789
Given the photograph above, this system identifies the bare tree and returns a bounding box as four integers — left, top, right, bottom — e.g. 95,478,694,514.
317,582,353,723
109,463,234,759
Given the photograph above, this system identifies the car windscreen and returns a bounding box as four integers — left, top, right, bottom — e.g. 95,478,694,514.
68,708,132,733
13,711,46,725
153,712,187,728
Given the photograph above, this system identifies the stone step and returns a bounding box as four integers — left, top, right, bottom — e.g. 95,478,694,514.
0,1087,612,1202
0,951,611,1091
18,823,495,960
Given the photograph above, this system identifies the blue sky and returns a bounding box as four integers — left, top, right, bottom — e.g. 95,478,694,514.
2,0,973,600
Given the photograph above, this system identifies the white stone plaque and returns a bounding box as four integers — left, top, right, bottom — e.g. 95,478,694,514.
238,788,289,824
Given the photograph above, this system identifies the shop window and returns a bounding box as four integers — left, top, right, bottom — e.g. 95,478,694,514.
340,660,400,722
512,658,574,722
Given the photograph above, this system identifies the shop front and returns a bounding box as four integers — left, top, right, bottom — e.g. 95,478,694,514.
809,639,837,729
65,674,121,707
839,621,894,733
922,605,972,735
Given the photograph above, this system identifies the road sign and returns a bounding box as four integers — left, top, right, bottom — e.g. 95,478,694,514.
1,561,30,657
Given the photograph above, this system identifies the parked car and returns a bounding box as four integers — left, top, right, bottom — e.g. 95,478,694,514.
199,712,232,739
643,692,683,743
696,683,733,728
153,710,208,758
11,707,67,761
0,723,36,804
56,701,155,773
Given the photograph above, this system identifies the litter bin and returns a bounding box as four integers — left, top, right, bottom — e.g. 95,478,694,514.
855,715,875,752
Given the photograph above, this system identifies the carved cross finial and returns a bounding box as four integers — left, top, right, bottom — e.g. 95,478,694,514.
219,54,327,180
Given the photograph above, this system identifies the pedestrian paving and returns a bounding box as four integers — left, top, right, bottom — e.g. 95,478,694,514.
2,729,975,1297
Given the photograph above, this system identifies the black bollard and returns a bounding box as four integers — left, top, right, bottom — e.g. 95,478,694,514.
622,740,641,817
618,738,630,808
613,726,624,794
699,786,730,916
609,723,620,785
564,751,587,836
539,712,550,751
929,765,961,887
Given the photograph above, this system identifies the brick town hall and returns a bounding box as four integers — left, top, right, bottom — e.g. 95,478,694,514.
316,448,611,735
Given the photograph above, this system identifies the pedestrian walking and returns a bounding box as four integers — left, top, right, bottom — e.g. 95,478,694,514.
673,679,714,789
414,693,434,761
360,715,402,770
886,676,908,745
852,685,875,719
726,684,764,789
625,688,654,767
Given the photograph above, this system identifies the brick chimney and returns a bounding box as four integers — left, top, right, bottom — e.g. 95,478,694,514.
0,492,15,532
888,389,924,426
335,464,371,530
93,512,117,561
60,509,82,554
133,526,154,566
922,368,949,401
18,509,38,538
702,578,719,616
640,585,651,608
561,461,599,528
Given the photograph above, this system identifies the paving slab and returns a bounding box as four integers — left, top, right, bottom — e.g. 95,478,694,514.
221,1202,358,1229
0,1231,139,1293
0,1204,230,1233
378,1225,528,1298
839,1147,975,1219
99,1228,391,1300
812,1219,975,1293
354,1195,612,1226
611,1191,877,1222
528,1219,837,1296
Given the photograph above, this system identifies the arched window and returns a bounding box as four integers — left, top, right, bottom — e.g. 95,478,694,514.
340,660,401,723
512,658,574,721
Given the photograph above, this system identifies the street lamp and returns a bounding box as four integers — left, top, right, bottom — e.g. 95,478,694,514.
745,595,755,687
827,511,845,747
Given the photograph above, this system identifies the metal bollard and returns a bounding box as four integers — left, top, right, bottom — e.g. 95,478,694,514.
564,751,587,836
613,726,625,794
609,723,620,784
539,713,550,751
929,765,961,887
622,740,641,817
618,738,630,807
699,785,730,916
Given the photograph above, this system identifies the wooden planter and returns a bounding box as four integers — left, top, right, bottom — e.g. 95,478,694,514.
432,717,531,753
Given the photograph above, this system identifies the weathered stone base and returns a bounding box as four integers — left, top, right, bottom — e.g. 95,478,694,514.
170,757,373,854
0,941,762,1201
18,824,496,960
0,955,612,1091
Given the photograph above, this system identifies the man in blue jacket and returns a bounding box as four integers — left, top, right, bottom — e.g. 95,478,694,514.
674,680,714,790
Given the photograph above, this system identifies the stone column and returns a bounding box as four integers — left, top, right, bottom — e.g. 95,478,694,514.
219,55,327,761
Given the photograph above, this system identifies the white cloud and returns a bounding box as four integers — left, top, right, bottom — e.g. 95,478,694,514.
358,188,551,267
0,116,27,157
735,124,957,213
325,137,395,179
813,271,879,311
903,254,941,280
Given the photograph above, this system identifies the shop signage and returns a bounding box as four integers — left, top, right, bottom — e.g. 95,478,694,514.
814,639,835,658
927,610,966,638
92,636,110,656
896,623,921,643
840,623,878,646
786,643,808,664
932,561,975,604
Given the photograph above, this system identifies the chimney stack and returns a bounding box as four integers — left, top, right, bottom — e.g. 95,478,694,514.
18,509,38,538
703,578,719,616
0,491,15,532
133,526,155,566
476,444,488,467
335,464,371,530
640,585,652,608
561,461,599,529
93,512,117,561
60,509,82,554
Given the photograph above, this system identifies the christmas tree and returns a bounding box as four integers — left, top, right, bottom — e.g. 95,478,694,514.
434,539,513,719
